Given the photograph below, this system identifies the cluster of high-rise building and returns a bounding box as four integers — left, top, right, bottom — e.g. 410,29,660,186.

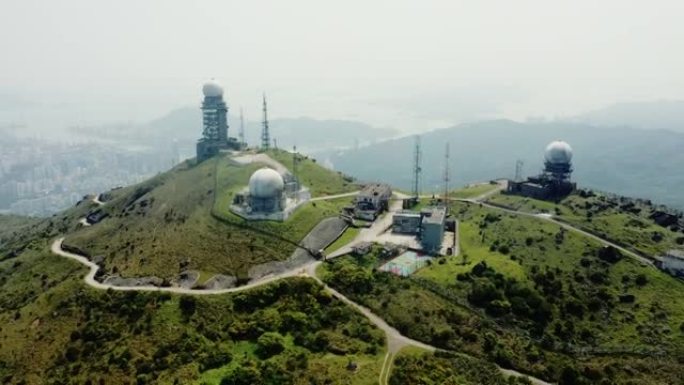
0,138,169,216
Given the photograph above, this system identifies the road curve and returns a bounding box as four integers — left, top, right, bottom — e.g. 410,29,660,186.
51,238,302,295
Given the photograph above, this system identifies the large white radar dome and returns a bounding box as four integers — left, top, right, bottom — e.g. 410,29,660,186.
249,168,285,198
202,80,224,97
544,140,573,164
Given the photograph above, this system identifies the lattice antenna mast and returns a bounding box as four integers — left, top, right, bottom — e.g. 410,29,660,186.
515,159,524,182
443,142,450,210
261,93,270,149
293,145,299,190
239,107,245,145
412,135,422,199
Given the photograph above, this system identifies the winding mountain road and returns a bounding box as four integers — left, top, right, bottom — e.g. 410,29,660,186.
52,185,558,385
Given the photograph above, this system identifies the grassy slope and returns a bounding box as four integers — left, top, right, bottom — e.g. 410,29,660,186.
449,183,500,199
266,149,358,197
486,192,684,258
0,242,386,384
62,153,355,279
320,201,684,384
324,227,360,254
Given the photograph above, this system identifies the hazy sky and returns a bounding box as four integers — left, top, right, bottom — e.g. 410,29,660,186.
2,0,684,134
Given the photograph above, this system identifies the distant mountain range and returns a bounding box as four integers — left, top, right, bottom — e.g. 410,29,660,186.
569,100,684,132
318,119,684,209
70,107,397,153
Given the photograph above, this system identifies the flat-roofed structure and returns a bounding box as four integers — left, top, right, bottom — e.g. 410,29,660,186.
392,210,422,234
354,183,392,220
421,207,446,255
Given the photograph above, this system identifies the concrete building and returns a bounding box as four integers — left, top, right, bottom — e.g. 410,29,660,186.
507,140,576,200
196,80,242,162
421,207,446,255
231,167,310,221
662,250,684,276
392,210,422,234
354,183,392,220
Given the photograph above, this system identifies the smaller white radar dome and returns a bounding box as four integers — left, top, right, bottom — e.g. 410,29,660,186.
202,80,224,97
544,140,573,164
249,168,284,198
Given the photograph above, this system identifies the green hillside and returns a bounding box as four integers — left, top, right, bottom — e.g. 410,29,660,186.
62,151,356,280
0,240,386,384
320,200,684,384
486,190,684,258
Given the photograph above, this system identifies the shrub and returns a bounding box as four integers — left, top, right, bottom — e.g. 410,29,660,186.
256,332,285,359
635,274,648,286
179,296,197,318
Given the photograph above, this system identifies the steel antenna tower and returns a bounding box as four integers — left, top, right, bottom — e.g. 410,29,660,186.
293,145,299,190
515,159,524,182
412,135,422,200
239,107,245,146
261,93,270,149
443,142,450,211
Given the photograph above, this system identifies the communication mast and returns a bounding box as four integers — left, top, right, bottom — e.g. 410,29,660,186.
293,145,300,190
515,159,524,182
443,142,450,211
239,107,245,146
261,93,270,149
412,135,422,200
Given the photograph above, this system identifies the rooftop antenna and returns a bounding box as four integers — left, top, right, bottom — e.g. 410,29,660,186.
412,135,422,200
515,159,524,182
261,93,270,149
239,107,245,146
443,142,450,211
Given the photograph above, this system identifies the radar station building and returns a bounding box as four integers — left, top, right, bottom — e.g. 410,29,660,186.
507,140,577,200
196,80,243,162
231,167,310,221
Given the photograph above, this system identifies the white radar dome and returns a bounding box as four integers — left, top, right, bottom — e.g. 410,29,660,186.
249,168,285,198
202,80,224,97
544,140,573,164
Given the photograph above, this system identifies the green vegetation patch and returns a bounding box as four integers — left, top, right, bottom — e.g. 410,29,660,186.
319,201,684,384
391,349,532,385
486,191,684,258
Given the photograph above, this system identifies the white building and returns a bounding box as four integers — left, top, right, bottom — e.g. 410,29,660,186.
231,167,310,221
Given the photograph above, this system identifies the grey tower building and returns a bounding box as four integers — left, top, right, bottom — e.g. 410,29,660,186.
196,80,230,162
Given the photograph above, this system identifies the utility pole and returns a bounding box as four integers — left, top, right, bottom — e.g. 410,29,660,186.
261,93,270,149
412,135,422,200
239,107,245,146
